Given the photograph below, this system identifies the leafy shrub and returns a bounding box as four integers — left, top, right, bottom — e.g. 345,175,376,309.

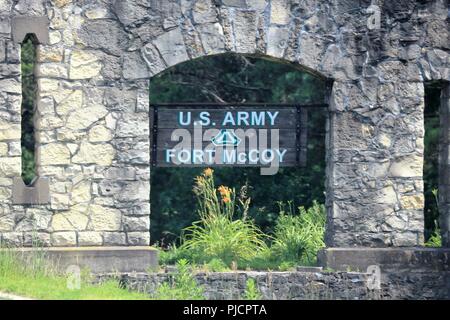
158,243,190,266
204,258,230,272
179,169,267,268
425,229,442,247
270,201,326,266
425,190,442,247
154,259,204,300
243,279,262,300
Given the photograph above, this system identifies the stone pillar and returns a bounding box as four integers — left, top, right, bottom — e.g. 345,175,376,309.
439,84,450,247
326,77,425,247
0,34,22,244
0,1,156,249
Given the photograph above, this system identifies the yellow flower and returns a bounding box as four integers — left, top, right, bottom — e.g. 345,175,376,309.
203,168,214,177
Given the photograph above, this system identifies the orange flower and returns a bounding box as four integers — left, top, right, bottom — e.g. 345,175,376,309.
218,185,231,197
222,197,231,204
203,168,214,177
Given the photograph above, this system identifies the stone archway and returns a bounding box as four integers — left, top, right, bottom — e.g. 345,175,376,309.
0,0,448,256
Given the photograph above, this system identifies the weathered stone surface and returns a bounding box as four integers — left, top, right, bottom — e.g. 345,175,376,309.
89,205,121,231
52,211,89,231
37,63,68,78
197,23,225,55
0,214,14,231
0,157,20,177
66,105,108,130
78,20,128,56
123,216,150,232
88,125,112,142
103,232,126,246
78,231,103,246
0,120,20,140
116,113,149,138
72,142,115,166
389,155,423,178
233,11,258,53
270,0,290,25
152,28,188,67
70,181,91,204
51,231,77,246
69,50,102,79
38,143,71,165
123,51,149,79
400,194,424,210
266,26,289,58
192,0,217,24
55,90,82,116
126,231,150,246
113,0,149,26
53,0,71,8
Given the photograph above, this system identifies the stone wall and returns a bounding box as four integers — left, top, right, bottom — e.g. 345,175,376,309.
0,0,449,248
100,269,450,300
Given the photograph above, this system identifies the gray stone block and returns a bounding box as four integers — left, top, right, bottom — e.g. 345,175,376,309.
318,247,450,272
11,16,49,44
12,177,50,205
3,246,159,274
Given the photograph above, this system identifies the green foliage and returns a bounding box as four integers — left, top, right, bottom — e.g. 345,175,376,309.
158,243,190,266
425,231,442,248
21,148,35,185
270,201,326,266
154,259,204,300
160,171,326,270
203,258,230,272
150,54,327,245
179,170,267,268
243,279,262,300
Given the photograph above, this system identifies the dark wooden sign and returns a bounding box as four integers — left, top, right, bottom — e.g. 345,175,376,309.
150,104,322,168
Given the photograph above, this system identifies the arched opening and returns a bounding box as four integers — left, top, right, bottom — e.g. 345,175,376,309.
150,53,330,268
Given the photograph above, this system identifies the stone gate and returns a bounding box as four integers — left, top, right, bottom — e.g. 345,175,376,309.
0,0,449,270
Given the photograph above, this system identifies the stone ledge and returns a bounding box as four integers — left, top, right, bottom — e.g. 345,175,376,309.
5,246,159,274
318,247,450,272
12,177,50,205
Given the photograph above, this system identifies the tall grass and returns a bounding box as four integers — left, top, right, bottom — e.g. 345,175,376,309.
243,279,262,300
270,201,326,266
179,169,267,268
0,246,149,300
161,169,326,270
154,259,204,300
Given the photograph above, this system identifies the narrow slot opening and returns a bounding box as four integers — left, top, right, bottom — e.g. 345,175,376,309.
20,35,37,185
424,84,441,246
